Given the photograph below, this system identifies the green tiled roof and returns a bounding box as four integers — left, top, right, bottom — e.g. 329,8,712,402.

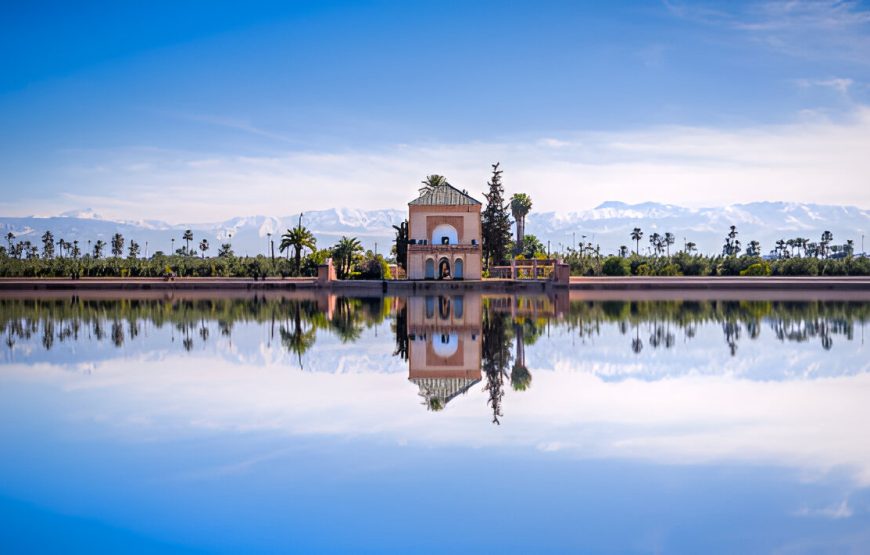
409,183,482,206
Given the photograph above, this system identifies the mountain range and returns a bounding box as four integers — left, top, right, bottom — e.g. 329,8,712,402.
1,202,867,257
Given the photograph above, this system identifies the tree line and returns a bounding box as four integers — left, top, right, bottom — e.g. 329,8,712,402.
0,217,390,279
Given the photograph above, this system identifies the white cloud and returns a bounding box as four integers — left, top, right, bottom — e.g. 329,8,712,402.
24,107,869,221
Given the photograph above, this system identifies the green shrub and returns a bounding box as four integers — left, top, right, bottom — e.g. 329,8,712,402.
656,263,683,276
635,263,653,276
774,257,818,276
740,262,772,276
602,256,630,276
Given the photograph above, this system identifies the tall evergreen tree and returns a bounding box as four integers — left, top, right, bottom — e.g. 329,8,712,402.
392,220,408,271
481,162,512,269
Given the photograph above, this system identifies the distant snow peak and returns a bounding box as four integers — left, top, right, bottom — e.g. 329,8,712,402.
59,208,103,220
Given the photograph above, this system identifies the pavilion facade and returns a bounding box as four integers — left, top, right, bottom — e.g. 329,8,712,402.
407,183,483,280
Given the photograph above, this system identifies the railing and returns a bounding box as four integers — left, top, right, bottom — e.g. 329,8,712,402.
489,259,557,280
408,243,481,252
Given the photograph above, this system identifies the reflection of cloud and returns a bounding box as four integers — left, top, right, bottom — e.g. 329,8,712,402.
5,355,870,489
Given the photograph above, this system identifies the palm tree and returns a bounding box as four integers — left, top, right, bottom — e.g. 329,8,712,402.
775,239,787,259
685,242,697,254
663,232,675,257
846,239,855,256
630,228,643,255
183,229,193,254
332,236,363,279
199,239,209,258
93,240,106,259
723,225,740,256
618,245,629,258
509,193,533,257
649,233,663,256
419,174,447,195
5,232,14,251
279,215,317,275
820,230,833,258
111,233,124,257
128,240,140,259
746,240,761,257
41,231,55,259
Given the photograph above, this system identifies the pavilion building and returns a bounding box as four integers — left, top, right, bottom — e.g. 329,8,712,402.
407,183,483,280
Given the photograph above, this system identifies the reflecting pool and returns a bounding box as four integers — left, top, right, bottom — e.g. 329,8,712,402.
1,291,869,553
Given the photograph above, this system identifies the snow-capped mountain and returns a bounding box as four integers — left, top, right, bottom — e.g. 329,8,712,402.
1,202,867,257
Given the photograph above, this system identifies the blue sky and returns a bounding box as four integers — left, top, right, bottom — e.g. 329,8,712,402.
1,1,870,221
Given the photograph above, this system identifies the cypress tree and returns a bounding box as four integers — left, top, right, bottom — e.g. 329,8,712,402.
481,162,512,269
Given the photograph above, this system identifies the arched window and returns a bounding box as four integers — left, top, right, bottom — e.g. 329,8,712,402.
424,258,435,279
431,224,458,245
454,258,464,279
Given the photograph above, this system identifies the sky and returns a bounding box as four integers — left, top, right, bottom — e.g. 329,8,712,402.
1,0,870,222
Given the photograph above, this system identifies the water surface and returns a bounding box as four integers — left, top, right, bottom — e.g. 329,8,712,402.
1,292,869,553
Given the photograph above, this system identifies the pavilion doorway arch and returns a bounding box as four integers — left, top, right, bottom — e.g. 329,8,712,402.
438,258,451,279
424,258,435,280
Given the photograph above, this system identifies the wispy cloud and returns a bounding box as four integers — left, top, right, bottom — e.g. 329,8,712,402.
794,499,854,519
795,77,854,95
175,112,298,144
666,0,870,63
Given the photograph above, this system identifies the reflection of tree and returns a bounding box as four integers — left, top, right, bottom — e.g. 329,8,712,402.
330,297,365,343
280,302,317,369
511,320,532,391
648,322,675,350
111,321,124,347
482,307,512,425
392,304,408,361
631,324,643,354
42,320,54,351
3,297,868,361
722,321,740,356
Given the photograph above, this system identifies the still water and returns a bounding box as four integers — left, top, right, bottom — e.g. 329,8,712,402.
1,291,869,553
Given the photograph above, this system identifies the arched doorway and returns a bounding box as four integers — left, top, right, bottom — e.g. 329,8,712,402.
438,257,451,279
424,258,435,280
454,258,464,279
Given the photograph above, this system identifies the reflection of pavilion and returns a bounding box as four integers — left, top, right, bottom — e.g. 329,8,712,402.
407,295,482,411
